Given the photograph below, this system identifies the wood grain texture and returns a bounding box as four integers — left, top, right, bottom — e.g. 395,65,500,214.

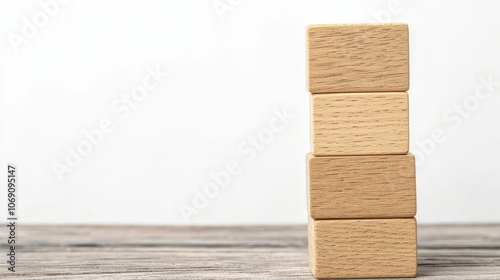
1,225,499,279
311,92,409,156
307,153,416,219
307,23,409,93
309,217,417,279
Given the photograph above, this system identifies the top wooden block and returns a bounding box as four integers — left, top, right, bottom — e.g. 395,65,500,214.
307,23,409,93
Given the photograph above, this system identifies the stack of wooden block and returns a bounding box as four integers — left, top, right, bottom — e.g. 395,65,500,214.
306,23,417,279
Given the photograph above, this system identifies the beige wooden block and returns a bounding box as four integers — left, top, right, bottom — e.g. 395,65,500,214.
307,23,409,93
311,92,408,156
308,217,417,279
307,153,416,219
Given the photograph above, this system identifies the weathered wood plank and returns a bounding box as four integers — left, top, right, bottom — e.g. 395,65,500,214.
0,225,499,279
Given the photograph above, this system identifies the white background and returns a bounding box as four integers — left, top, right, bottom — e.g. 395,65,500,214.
0,0,499,225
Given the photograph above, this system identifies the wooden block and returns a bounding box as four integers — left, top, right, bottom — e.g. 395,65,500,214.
307,153,416,219
308,217,417,279
307,23,409,93
311,92,408,156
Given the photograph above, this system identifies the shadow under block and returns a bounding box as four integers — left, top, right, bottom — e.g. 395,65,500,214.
307,23,409,93
307,153,416,219
308,217,417,279
311,92,409,156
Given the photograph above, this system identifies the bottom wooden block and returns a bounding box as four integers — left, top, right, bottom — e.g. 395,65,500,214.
308,217,417,279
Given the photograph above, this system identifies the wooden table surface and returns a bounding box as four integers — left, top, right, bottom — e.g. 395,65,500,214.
2,225,499,279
